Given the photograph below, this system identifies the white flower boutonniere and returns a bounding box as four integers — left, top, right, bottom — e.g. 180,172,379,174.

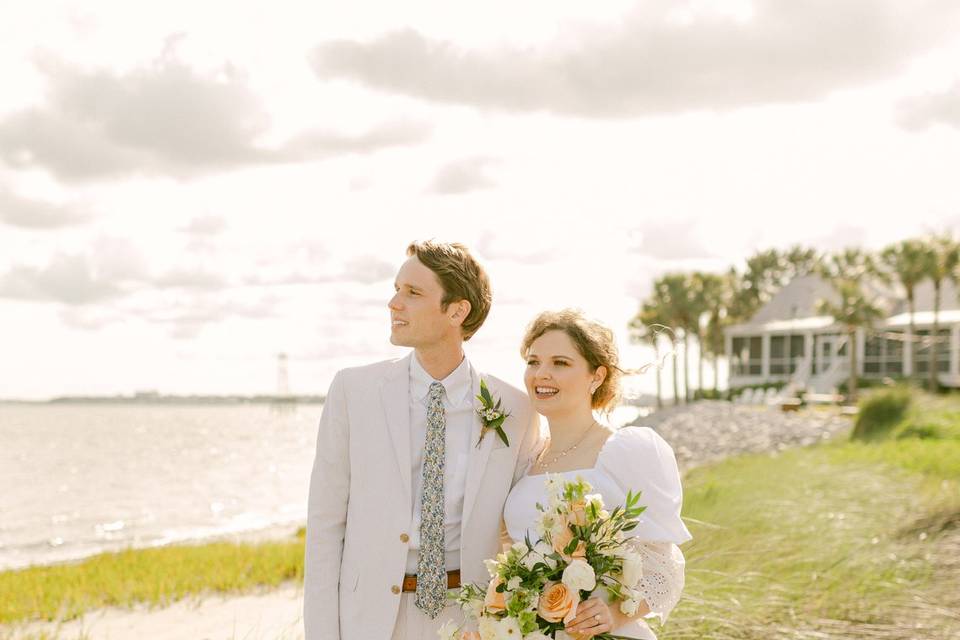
475,378,510,448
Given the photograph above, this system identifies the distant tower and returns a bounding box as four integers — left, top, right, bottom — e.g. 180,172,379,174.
276,353,291,398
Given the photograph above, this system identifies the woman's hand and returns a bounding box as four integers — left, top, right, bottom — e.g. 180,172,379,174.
564,597,614,638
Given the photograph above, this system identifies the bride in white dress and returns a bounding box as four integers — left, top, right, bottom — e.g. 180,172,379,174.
503,310,691,639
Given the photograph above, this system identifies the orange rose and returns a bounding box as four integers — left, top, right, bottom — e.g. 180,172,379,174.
460,633,481,640
569,500,588,526
484,576,506,614
552,524,586,560
538,581,580,624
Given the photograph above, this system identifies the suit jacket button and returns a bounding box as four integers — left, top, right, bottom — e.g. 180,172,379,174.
400,533,410,543
391,585,401,594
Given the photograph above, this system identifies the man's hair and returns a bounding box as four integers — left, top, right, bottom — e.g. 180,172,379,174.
406,240,492,341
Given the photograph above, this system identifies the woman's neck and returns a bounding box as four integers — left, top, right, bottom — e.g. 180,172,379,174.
545,408,599,450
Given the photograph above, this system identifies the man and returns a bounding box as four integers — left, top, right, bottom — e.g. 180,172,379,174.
304,240,543,640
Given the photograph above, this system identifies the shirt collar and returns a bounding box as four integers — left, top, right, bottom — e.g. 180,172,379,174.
409,353,474,407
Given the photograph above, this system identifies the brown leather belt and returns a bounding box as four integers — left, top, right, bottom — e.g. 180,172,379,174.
402,569,461,592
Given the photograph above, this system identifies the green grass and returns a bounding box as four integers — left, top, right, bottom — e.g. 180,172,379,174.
0,539,304,624
663,435,960,639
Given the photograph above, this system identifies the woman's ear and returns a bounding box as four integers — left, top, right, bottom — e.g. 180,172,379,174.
591,365,608,393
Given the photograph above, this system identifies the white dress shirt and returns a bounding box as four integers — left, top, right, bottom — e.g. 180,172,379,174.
406,354,475,573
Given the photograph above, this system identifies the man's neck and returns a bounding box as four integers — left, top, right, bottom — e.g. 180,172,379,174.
414,342,466,381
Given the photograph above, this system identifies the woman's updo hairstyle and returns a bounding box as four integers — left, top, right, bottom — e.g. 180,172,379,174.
520,308,623,412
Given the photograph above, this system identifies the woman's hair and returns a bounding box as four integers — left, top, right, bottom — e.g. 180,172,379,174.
406,240,492,341
520,308,624,412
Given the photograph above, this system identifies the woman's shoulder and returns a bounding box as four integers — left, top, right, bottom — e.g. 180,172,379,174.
600,425,672,460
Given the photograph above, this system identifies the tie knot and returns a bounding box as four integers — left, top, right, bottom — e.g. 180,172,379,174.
428,381,445,400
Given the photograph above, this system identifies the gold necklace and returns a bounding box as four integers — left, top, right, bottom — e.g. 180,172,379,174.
536,421,598,470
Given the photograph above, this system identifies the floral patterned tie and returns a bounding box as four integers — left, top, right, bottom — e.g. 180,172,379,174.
415,381,446,618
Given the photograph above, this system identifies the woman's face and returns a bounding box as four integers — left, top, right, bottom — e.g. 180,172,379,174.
524,329,605,418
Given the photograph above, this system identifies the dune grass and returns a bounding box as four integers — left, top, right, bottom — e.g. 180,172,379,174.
664,422,960,639
0,539,304,625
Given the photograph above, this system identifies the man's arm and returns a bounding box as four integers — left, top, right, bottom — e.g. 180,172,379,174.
303,371,350,640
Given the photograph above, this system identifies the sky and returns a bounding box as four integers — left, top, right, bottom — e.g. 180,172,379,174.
1,0,960,400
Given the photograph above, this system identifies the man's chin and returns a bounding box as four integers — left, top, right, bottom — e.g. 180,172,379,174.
389,332,411,347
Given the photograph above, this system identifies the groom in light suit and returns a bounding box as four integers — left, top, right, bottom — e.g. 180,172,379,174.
304,240,543,640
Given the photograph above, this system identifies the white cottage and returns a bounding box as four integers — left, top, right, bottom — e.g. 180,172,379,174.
725,274,960,393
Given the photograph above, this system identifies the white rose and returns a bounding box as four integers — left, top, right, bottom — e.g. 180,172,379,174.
507,576,522,591
437,621,459,640
561,558,596,592
622,551,644,587
523,632,552,640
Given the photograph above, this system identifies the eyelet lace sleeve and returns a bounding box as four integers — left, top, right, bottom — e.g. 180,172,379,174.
627,538,686,624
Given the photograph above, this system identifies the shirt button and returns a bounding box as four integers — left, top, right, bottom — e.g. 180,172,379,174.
400,533,410,543
391,585,401,594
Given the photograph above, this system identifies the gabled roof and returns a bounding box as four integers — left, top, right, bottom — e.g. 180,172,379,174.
728,273,960,335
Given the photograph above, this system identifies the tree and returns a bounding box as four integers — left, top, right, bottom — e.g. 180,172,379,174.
690,271,726,395
924,233,959,392
650,274,696,404
879,239,934,382
629,302,670,409
818,249,885,402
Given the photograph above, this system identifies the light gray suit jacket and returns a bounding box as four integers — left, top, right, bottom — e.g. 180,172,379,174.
303,354,542,640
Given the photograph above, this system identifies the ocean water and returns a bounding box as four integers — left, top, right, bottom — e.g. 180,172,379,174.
0,403,322,570
0,402,643,571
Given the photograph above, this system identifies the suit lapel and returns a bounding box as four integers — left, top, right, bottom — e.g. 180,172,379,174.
462,368,497,530
381,354,413,511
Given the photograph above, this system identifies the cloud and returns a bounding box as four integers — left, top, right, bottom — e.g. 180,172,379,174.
179,215,227,236
0,52,430,181
310,1,959,117
0,188,93,229
428,156,498,194
897,81,960,130
631,220,716,260
342,255,395,283
0,253,127,304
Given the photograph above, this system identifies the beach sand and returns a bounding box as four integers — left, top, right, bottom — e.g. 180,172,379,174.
1,584,304,640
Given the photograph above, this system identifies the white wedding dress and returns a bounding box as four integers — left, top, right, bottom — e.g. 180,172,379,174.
503,427,691,640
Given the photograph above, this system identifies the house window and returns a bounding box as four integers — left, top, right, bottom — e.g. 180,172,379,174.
914,329,950,374
731,336,763,376
863,331,906,376
770,334,807,375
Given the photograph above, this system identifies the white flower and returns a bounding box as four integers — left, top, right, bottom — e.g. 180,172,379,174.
463,597,484,620
507,576,522,591
620,596,641,616
561,558,596,592
479,616,523,640
484,559,500,577
523,632,552,640
437,620,459,640
585,493,605,511
511,540,528,555
622,551,644,587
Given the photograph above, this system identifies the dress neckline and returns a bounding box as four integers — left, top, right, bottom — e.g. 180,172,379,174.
524,425,630,478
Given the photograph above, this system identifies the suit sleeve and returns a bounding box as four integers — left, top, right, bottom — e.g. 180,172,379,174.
303,371,350,640
512,403,544,486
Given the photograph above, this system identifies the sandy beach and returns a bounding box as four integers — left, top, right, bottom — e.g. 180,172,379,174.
2,584,304,640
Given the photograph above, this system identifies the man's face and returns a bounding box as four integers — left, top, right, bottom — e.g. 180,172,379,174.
388,256,459,348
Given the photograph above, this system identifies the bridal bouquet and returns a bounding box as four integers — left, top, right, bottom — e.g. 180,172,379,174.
440,476,647,640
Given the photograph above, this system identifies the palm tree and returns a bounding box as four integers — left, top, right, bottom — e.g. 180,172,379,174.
629,302,669,409
818,249,885,402
651,273,694,404
924,233,959,392
691,271,726,395
879,239,934,382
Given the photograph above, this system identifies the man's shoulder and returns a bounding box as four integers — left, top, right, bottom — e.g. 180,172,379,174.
334,354,409,387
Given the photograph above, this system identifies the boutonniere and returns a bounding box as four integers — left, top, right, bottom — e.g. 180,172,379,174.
475,378,510,448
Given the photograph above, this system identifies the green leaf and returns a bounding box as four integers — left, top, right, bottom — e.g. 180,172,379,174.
495,426,510,447
479,379,493,405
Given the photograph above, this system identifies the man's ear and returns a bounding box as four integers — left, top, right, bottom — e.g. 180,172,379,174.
450,299,471,326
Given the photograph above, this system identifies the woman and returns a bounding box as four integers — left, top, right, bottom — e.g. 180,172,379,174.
503,309,691,639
